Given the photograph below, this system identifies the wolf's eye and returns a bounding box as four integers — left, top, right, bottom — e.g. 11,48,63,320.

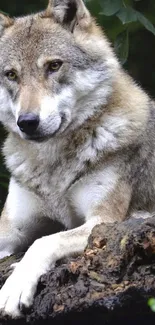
5,70,18,81
47,61,62,73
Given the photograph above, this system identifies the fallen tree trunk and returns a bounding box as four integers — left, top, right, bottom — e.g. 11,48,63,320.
0,216,155,324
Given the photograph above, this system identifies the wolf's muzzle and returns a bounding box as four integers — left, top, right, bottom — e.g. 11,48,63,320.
17,113,39,135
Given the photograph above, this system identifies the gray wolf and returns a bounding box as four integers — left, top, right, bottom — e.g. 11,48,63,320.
0,0,154,317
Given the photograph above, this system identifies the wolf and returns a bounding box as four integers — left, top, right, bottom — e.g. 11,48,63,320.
0,0,154,317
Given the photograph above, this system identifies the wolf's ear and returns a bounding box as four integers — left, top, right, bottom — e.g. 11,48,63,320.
0,13,14,36
43,0,91,31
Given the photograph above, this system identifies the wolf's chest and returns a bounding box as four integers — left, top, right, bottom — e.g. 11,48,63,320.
5,140,86,226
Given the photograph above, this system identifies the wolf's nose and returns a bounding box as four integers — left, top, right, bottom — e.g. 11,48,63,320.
17,113,39,135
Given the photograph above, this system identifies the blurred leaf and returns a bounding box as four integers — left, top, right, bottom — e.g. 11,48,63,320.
137,12,155,36
117,7,137,24
114,29,129,64
0,10,7,14
148,298,155,312
100,0,122,16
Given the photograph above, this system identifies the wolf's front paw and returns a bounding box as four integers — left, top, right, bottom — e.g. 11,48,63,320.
0,237,56,318
0,262,39,318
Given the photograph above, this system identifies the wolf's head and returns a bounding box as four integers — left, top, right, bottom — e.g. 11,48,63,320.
0,0,119,141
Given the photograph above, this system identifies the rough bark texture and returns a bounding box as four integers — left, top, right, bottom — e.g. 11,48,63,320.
0,217,155,324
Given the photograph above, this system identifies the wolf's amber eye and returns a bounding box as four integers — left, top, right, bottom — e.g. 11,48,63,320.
5,70,18,81
47,61,62,73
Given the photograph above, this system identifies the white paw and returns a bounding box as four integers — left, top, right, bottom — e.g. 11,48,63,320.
0,237,57,318
0,263,39,317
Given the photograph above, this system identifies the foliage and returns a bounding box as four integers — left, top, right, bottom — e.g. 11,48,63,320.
85,0,155,64
0,0,155,210
148,298,155,312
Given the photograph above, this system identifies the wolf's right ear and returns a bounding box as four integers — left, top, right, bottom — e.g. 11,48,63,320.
42,0,91,31
0,13,14,36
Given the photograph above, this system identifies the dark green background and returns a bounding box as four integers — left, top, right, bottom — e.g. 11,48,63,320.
0,0,155,210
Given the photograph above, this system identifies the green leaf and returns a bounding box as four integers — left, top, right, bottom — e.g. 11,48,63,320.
148,298,155,312
0,10,8,15
114,30,129,65
100,0,122,16
137,12,155,36
117,7,137,24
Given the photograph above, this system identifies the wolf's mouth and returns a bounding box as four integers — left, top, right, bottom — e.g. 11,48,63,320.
24,135,48,142
23,129,60,142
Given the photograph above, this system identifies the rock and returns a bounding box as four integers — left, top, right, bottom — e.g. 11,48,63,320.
0,217,155,324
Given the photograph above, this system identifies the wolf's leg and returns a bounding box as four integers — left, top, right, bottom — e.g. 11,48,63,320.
0,217,102,317
0,173,131,317
0,177,46,259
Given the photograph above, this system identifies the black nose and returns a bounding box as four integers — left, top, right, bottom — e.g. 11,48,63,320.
17,113,39,135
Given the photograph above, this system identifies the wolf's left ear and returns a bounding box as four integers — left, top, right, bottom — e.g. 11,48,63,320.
43,0,91,31
0,13,14,36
